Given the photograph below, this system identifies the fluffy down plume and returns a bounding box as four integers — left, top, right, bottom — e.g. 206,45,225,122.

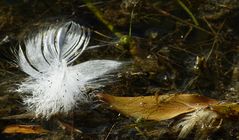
16,21,122,118
175,109,220,139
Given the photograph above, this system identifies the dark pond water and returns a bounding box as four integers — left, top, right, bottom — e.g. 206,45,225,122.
0,0,238,139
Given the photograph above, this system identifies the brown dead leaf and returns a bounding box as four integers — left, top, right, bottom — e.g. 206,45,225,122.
2,124,49,134
97,93,218,121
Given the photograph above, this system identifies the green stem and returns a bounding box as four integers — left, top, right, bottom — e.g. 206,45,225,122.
83,0,123,38
129,6,136,37
177,0,199,26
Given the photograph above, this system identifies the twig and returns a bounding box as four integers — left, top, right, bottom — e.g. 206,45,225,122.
151,6,213,35
1,113,35,120
205,20,225,61
104,123,116,140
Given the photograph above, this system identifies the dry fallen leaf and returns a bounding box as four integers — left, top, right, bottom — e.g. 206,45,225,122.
97,93,219,121
2,124,49,134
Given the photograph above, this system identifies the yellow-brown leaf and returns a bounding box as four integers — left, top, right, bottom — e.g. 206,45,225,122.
97,93,218,121
2,125,49,134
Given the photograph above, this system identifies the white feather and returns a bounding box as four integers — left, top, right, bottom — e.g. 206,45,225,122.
16,21,123,118
175,109,219,139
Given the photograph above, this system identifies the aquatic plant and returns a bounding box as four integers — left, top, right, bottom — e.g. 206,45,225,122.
16,21,123,118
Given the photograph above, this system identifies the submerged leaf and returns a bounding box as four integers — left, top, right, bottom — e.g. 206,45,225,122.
97,93,218,121
2,125,49,134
